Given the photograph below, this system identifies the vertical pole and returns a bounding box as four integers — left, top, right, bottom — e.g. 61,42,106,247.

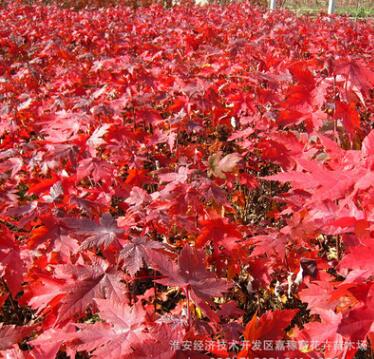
270,0,276,10
328,0,336,14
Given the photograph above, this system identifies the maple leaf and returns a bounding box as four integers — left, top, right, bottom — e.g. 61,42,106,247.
124,168,149,188
132,323,185,359
243,309,298,341
0,157,23,178
228,126,254,141
157,166,192,184
264,170,318,189
23,272,67,317
298,280,338,315
73,299,149,358
87,123,112,157
27,175,59,196
297,309,342,344
76,157,114,183
339,240,374,275
334,101,360,138
295,309,348,358
124,186,151,207
239,309,298,357
149,245,230,321
0,324,34,351
196,217,242,251
28,324,77,359
208,151,241,179
361,129,374,158
0,224,25,297
0,345,29,359
27,214,79,258
63,213,123,249
338,305,374,342
334,59,374,104
288,61,315,90
249,232,288,260
119,237,164,276
264,156,359,202
136,108,163,126
55,261,129,324
40,110,90,143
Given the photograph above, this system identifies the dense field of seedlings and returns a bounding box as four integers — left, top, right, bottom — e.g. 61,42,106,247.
0,2,373,358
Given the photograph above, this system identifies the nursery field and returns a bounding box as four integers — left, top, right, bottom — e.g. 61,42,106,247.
0,2,373,358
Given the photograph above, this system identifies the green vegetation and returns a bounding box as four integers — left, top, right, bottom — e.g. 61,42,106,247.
283,2,374,17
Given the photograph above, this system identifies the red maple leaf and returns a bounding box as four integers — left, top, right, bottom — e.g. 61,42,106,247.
63,213,123,249
149,245,230,321
119,237,165,276
0,324,34,351
55,260,129,324
0,224,25,297
73,299,149,359
76,158,114,183
196,216,242,251
238,309,298,358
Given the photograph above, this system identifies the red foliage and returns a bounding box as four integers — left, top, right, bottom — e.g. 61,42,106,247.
0,2,373,358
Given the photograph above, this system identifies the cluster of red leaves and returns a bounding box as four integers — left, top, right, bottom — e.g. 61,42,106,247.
0,2,373,358
8,0,166,10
